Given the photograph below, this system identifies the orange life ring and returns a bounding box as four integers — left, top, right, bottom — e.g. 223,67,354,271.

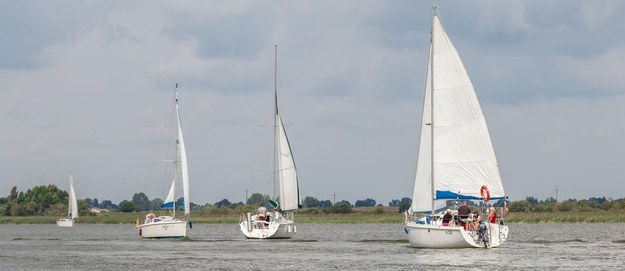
480,185,491,202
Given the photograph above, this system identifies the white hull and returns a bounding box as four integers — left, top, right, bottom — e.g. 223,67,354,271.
56,219,74,228
139,219,188,239
239,213,296,239
404,221,508,248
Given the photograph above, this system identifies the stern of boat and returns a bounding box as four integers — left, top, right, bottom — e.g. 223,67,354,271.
56,219,74,228
239,212,296,239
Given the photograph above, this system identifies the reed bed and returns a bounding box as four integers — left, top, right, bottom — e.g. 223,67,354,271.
505,211,625,223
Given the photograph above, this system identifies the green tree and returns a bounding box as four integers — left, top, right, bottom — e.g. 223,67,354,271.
319,200,332,208
399,197,412,213
149,198,164,210
302,196,320,208
553,200,573,212
215,199,232,208
131,192,150,211
4,185,67,216
118,200,137,212
246,193,270,206
9,186,18,201
509,200,531,212
100,200,118,210
526,196,539,206
355,198,376,207
337,200,352,207
77,199,90,216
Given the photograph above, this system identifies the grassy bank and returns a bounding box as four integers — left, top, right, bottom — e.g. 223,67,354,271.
505,211,625,223
3,209,625,224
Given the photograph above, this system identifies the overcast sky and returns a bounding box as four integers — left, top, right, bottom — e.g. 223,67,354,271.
2,0,625,206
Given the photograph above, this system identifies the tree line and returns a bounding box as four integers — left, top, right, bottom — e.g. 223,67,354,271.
1,185,89,217
3,184,625,217
0,185,404,216
508,196,625,212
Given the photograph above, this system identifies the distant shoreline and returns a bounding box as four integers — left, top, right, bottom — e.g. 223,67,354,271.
2,210,625,224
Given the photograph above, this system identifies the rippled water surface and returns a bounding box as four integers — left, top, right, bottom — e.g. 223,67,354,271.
1,223,624,270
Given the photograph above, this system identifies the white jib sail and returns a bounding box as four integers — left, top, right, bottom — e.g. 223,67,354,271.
411,44,433,213
163,178,176,208
276,114,299,211
68,173,78,219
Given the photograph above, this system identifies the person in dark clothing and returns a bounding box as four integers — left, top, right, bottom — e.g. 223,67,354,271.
477,221,489,247
442,209,453,226
457,201,470,229
458,201,470,219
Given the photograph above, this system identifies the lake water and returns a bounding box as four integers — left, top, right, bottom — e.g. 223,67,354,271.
1,223,624,270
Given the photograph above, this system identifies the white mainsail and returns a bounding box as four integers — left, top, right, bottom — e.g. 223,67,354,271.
272,44,300,211
276,113,299,211
68,172,78,220
175,92,191,216
411,13,505,213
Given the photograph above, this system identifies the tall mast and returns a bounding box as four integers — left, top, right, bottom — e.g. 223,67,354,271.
273,45,278,200
174,83,179,218
429,6,437,213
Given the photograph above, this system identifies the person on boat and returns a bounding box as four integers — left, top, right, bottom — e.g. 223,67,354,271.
257,206,267,219
457,201,470,229
144,212,155,224
458,202,470,219
470,212,482,231
477,220,489,247
256,206,267,228
488,207,497,224
442,209,453,226
273,208,283,223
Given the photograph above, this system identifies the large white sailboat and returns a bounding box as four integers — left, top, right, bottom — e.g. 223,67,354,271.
404,7,509,248
138,84,191,239
57,172,78,227
239,45,300,239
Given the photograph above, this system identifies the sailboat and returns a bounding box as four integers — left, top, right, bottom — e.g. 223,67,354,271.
404,7,509,248
239,45,300,239
138,84,191,239
57,171,78,227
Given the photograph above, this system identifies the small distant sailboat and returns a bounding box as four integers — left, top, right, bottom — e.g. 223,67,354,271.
239,45,300,239
404,7,509,248
57,172,78,227
138,84,192,239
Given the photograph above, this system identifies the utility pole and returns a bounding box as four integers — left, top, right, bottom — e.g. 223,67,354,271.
554,186,559,202
333,192,336,205
245,189,249,203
